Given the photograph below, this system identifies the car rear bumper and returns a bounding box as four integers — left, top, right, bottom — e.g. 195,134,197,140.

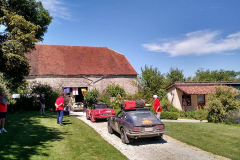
94,115,115,119
72,107,84,111
126,130,167,138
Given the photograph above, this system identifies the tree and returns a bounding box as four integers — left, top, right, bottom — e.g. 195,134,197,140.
0,0,52,90
166,67,185,84
192,68,239,81
105,84,126,97
137,65,165,100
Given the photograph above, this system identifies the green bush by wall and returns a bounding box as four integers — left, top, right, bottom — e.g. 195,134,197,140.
161,111,178,120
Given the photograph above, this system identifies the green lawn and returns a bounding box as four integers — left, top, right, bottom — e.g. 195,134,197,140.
164,122,240,160
0,111,128,160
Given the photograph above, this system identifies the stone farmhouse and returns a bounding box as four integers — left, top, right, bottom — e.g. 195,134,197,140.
165,81,240,111
26,44,138,100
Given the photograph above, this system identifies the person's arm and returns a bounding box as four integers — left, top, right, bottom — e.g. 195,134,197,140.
0,98,10,105
55,103,58,108
2,101,10,105
156,100,160,112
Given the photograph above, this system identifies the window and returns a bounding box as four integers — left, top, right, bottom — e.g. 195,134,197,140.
117,111,124,118
197,95,205,103
182,95,191,106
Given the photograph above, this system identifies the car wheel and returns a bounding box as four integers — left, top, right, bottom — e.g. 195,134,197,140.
108,122,114,134
90,115,95,122
121,128,130,144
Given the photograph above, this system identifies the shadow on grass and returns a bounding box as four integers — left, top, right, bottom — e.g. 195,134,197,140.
72,115,82,118
0,111,65,160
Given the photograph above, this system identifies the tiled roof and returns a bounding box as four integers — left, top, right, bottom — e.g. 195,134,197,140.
26,44,138,76
165,81,240,95
176,86,217,94
165,81,240,90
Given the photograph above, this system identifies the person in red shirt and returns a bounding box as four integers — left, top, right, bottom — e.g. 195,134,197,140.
55,92,65,125
153,95,161,120
0,91,10,133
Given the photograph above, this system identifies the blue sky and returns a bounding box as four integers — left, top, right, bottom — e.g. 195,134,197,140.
2,0,240,77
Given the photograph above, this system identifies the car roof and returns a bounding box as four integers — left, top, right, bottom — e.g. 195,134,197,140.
123,108,150,113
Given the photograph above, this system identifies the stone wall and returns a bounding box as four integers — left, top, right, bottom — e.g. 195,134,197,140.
26,75,138,94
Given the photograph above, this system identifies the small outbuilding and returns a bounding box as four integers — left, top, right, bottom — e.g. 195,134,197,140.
165,81,240,111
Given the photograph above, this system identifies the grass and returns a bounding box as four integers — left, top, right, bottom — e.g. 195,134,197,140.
0,111,128,160
164,122,240,160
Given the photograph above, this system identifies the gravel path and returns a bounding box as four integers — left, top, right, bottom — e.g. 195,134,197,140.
70,111,229,160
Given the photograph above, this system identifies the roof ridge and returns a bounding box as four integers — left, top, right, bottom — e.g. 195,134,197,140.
36,44,108,48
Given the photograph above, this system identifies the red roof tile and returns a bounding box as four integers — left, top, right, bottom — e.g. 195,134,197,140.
165,81,240,90
26,44,138,76
176,86,217,94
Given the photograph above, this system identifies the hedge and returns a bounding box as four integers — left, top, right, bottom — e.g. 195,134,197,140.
161,111,178,120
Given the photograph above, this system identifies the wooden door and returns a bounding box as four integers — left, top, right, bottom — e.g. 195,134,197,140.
197,95,205,109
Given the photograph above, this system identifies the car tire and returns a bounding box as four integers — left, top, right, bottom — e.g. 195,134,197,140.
90,115,94,122
121,128,130,144
108,122,114,134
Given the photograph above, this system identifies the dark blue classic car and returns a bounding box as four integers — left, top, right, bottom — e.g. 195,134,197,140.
108,103,166,144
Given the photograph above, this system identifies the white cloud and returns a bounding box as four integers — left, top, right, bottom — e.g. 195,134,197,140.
39,0,72,21
224,53,235,56
142,30,240,57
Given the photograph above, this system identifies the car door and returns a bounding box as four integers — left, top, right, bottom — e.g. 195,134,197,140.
113,111,125,133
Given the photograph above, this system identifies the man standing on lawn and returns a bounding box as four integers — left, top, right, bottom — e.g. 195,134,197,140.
39,94,46,114
153,95,161,120
0,91,10,133
55,92,65,125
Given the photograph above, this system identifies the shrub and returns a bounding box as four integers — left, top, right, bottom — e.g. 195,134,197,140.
84,89,99,107
161,111,178,120
170,107,179,112
224,110,240,124
30,82,60,111
98,92,111,106
14,95,37,111
12,82,60,111
0,82,10,99
179,110,186,117
137,87,153,102
161,99,174,112
205,86,240,123
105,85,126,97
185,110,208,120
109,95,124,109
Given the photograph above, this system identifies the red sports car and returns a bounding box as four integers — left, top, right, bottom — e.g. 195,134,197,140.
86,104,116,122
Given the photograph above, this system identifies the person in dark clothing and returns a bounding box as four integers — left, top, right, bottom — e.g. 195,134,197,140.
83,98,87,110
39,94,45,114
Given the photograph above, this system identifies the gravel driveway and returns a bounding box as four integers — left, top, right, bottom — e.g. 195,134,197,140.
70,111,229,160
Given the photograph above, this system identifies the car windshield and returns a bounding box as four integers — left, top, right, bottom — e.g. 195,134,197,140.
94,104,108,109
128,110,160,126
